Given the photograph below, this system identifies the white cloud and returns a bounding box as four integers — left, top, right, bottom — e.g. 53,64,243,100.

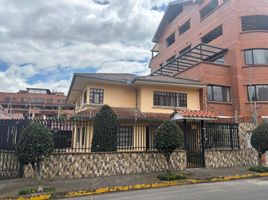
0,0,167,94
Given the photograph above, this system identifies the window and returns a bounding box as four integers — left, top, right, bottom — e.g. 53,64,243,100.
90,88,104,104
248,85,268,101
207,85,231,102
166,55,176,63
117,126,133,147
179,45,191,55
201,25,223,43
83,90,87,104
153,91,187,107
212,56,225,64
244,49,268,65
47,98,53,103
179,20,190,35
200,0,219,19
166,33,175,47
168,6,183,23
242,15,268,32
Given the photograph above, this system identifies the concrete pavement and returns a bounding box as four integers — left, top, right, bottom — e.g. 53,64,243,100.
65,177,268,200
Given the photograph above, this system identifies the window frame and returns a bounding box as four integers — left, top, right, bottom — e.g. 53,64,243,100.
153,91,187,108
117,126,133,148
90,88,104,105
247,85,268,102
244,48,268,65
241,15,268,32
178,19,191,35
166,32,176,47
201,25,223,44
200,0,219,20
207,85,231,103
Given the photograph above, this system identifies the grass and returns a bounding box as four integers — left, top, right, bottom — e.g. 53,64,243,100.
249,166,268,173
157,172,188,181
18,187,56,195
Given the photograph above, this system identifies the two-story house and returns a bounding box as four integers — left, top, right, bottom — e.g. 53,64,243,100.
149,0,268,123
66,73,217,151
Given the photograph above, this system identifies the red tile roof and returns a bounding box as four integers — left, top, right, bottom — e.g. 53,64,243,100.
74,106,217,120
174,109,217,119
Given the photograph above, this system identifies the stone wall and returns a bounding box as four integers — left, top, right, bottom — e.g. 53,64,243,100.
29,151,186,179
205,149,258,168
239,123,256,149
0,150,20,179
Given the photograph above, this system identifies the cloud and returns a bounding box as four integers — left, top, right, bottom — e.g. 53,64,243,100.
0,0,168,94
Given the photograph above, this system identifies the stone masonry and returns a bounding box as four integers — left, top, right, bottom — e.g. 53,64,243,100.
31,151,186,179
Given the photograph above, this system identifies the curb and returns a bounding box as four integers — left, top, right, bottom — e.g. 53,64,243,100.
6,172,268,200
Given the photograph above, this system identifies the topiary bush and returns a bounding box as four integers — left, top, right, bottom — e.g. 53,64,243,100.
251,123,268,164
91,105,118,152
16,122,54,178
154,121,184,172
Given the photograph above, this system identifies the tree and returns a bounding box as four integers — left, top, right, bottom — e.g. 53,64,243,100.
16,122,54,180
251,123,268,164
91,105,118,152
154,121,184,172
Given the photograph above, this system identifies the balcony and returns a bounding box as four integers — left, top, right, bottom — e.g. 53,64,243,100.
151,43,227,76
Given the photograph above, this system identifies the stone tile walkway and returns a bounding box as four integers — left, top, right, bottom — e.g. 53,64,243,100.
0,167,257,198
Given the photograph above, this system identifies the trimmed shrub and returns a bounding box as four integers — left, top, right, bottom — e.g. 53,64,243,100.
249,166,268,173
154,121,184,172
91,105,118,152
251,123,268,163
157,172,187,181
16,122,54,176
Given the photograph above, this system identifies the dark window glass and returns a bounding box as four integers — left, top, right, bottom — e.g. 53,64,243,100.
244,49,268,65
179,45,191,55
207,85,231,102
90,88,104,104
179,20,191,35
166,33,175,47
200,0,219,19
201,25,223,43
168,6,183,23
153,91,187,107
47,98,53,103
242,15,268,32
248,85,268,101
83,90,87,104
117,127,133,147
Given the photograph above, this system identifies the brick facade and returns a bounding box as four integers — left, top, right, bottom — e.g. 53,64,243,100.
150,0,268,122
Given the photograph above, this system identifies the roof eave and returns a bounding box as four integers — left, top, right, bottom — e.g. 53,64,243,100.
132,80,205,88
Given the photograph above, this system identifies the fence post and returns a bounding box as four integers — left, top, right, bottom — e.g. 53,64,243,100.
201,120,205,167
230,125,234,149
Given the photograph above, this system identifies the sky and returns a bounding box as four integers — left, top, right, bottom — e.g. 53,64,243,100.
0,0,169,94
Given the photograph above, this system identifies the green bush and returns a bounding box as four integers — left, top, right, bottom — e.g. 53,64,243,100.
16,122,54,174
91,105,118,152
251,123,268,162
155,121,184,172
249,166,268,173
157,172,187,181
18,187,55,195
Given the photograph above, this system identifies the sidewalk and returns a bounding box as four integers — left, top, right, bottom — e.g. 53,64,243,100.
0,167,260,198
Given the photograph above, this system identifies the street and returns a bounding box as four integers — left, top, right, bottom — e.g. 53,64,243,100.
65,177,268,200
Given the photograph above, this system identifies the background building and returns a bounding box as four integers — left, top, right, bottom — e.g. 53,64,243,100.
0,88,74,119
149,0,268,123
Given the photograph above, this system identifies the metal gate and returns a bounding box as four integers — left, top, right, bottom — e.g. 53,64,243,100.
183,121,205,168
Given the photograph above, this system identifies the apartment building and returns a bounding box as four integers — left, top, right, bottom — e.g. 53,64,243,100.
0,88,74,119
149,0,268,123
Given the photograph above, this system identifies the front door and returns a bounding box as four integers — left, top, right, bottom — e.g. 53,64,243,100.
184,122,205,168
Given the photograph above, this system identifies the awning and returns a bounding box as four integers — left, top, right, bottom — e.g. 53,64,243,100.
151,43,227,76
171,110,218,121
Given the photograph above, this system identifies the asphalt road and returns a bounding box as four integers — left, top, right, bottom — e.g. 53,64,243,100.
64,177,268,200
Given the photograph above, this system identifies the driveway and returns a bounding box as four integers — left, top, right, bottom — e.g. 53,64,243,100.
64,177,268,200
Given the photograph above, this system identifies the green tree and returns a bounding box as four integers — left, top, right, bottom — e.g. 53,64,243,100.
251,123,268,164
91,105,118,152
16,122,54,180
154,121,184,172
